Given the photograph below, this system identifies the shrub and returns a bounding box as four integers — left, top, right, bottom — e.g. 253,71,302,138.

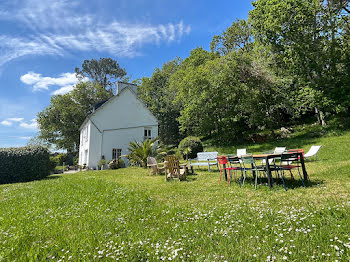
108,159,118,169
108,158,125,169
118,159,125,168
127,138,158,167
49,156,58,171
178,136,203,159
0,146,51,184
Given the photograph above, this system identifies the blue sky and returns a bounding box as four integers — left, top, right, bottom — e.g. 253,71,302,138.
0,0,253,148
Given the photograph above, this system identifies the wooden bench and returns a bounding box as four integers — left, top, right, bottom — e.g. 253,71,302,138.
189,152,219,171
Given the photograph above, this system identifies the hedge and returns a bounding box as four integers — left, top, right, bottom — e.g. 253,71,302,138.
0,146,51,184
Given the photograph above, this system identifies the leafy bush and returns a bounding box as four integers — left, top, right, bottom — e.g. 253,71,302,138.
54,153,67,165
127,138,158,167
0,146,51,184
108,157,125,169
117,159,125,168
178,136,203,159
49,156,58,171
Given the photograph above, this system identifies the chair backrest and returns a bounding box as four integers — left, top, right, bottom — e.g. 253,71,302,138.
147,157,157,166
280,152,299,164
241,155,254,164
305,145,322,156
236,148,247,156
274,147,286,154
197,152,218,161
164,155,180,175
217,156,228,165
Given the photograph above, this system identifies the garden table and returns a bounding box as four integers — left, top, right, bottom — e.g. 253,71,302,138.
228,152,308,188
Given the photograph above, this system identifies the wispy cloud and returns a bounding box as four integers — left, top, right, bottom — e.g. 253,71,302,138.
20,72,79,92
0,0,191,66
1,117,38,130
1,120,12,126
19,119,38,130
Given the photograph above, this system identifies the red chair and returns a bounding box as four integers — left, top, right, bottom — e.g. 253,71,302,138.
217,156,241,186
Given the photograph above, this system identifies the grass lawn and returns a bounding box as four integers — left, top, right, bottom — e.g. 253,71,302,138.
1,130,350,261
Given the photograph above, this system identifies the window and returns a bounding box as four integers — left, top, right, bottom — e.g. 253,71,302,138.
112,148,122,159
144,128,152,140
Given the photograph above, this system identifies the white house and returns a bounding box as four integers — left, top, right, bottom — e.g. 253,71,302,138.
78,82,158,169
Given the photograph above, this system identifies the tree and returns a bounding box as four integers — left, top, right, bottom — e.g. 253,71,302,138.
37,82,111,151
75,58,127,92
250,0,350,126
210,19,253,55
138,58,183,145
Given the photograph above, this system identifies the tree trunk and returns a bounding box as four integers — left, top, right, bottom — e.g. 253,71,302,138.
315,107,327,127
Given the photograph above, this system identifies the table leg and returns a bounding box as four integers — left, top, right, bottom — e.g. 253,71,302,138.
266,156,272,188
299,153,308,181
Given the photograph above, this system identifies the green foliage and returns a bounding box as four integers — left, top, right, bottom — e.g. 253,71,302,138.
0,146,51,184
210,19,253,55
127,139,159,167
178,136,203,159
108,159,125,169
98,159,107,168
250,0,350,124
49,156,57,171
54,154,67,165
138,58,183,145
75,58,127,91
37,81,111,151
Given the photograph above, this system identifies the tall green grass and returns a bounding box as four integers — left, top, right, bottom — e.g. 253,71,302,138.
0,130,349,261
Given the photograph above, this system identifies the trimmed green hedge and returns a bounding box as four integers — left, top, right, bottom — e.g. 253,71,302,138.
0,146,51,184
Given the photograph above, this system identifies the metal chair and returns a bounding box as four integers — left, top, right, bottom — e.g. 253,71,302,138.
217,156,242,186
241,155,266,190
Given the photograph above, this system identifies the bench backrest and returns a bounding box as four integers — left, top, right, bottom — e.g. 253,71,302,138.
197,152,218,161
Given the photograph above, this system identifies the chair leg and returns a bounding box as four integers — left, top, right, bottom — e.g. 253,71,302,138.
281,170,287,191
242,171,247,186
255,171,258,190
297,168,305,187
289,170,294,184
219,170,222,185
227,170,231,187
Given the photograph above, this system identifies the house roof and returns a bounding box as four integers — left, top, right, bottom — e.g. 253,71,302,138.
79,85,157,131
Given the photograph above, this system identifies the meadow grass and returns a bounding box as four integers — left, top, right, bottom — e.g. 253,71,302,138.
0,130,350,261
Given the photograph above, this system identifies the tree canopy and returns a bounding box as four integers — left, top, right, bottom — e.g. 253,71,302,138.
37,82,111,151
75,58,127,92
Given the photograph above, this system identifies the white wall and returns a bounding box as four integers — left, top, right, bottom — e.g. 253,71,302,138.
102,126,158,165
78,121,90,166
79,87,158,169
88,122,102,168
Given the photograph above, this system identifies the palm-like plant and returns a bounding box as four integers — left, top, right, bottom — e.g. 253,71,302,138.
127,138,158,167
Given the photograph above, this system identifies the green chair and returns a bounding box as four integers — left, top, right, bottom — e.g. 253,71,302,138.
241,155,266,190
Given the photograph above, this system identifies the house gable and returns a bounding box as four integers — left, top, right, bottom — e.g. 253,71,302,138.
89,87,158,131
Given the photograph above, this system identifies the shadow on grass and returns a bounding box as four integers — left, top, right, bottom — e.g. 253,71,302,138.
0,174,61,186
234,175,324,190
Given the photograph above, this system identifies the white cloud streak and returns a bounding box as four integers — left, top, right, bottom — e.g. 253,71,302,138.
19,119,38,130
1,117,38,130
0,0,191,66
1,120,12,126
20,72,79,92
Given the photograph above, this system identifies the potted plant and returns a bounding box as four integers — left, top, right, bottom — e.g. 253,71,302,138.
98,156,106,170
